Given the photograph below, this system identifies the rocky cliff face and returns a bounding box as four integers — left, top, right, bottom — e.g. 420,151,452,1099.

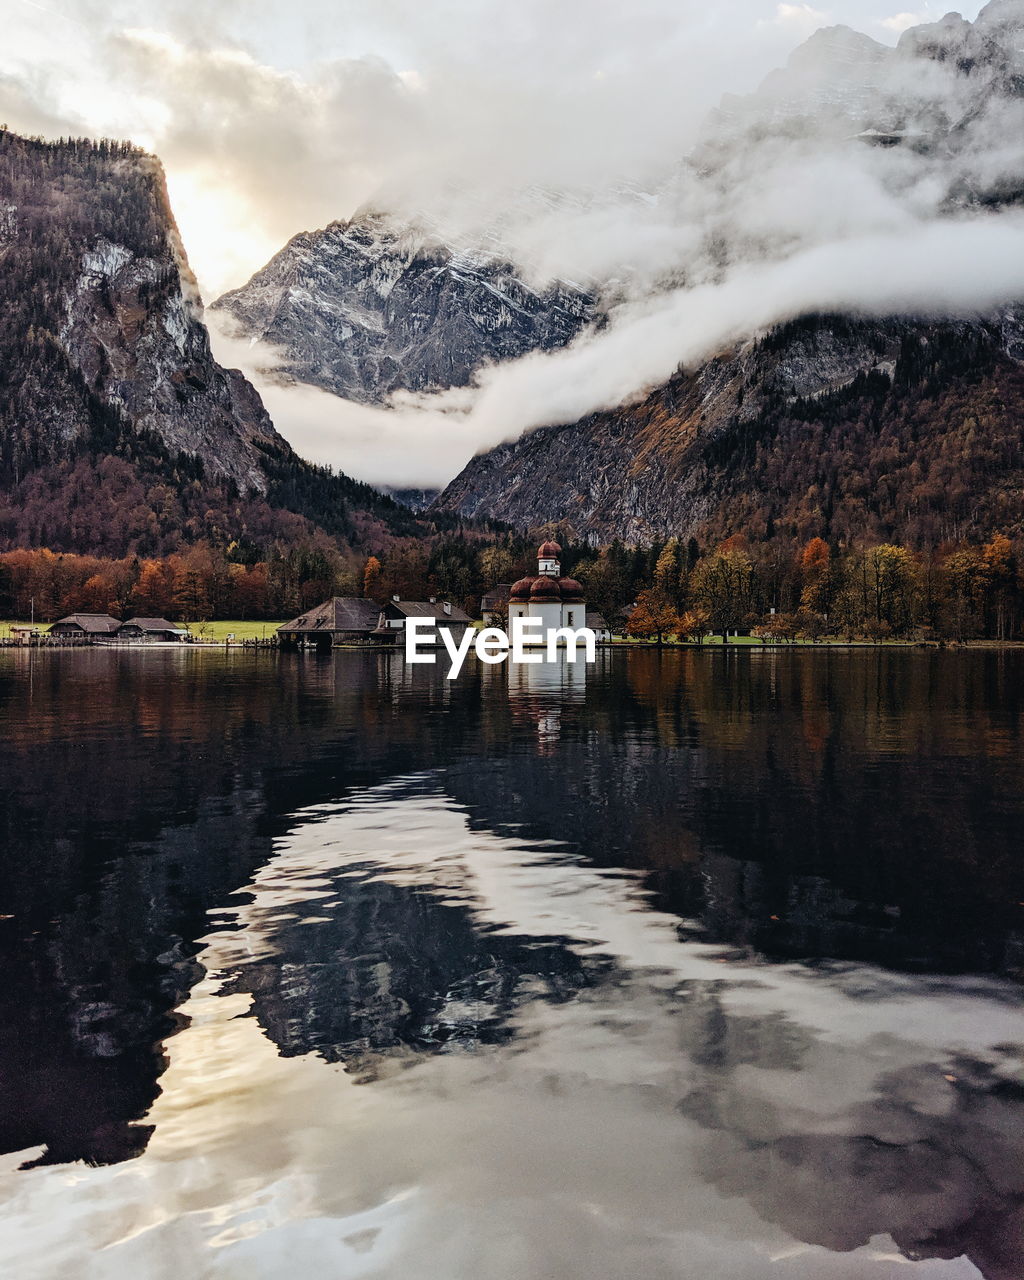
212,211,594,403
0,130,420,554
0,130,289,494
433,313,1024,546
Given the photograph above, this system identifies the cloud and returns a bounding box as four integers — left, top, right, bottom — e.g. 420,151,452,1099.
2,0,928,295
1,0,1004,488
877,11,928,32
764,4,830,29
209,320,486,489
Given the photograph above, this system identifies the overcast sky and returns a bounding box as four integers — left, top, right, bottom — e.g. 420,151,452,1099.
4,0,1008,489
2,0,986,297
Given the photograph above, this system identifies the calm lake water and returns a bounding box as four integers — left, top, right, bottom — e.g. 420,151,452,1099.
1,647,1023,1280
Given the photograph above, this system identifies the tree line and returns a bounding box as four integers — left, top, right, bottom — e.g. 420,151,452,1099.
1,530,1022,643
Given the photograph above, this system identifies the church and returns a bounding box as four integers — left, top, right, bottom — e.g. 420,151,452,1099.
508,542,590,636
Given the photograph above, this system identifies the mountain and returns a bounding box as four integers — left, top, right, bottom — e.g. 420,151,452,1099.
212,210,594,403
433,1,1024,544
0,129,416,555
433,312,1024,546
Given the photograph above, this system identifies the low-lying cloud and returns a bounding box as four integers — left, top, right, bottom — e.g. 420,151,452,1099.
6,0,1016,489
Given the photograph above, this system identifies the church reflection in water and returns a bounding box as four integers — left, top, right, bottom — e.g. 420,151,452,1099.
504,648,590,748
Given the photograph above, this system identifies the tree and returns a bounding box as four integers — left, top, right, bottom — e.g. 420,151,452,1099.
134,558,177,618
626,589,678,645
363,555,384,602
478,545,516,588
689,545,755,643
654,538,684,610
941,547,985,641
981,533,1017,641
677,607,711,646
753,613,799,644
866,544,917,635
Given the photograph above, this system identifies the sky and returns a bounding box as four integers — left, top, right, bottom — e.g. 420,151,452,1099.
3,0,1011,489
2,0,987,296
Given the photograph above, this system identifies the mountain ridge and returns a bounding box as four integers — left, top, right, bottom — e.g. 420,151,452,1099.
212,210,594,404
0,129,420,555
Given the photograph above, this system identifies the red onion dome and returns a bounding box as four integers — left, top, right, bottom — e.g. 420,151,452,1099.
510,577,537,601
538,541,562,558
558,577,584,601
530,576,562,599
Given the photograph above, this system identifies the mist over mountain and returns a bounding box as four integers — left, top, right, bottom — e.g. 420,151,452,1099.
4,2,1024,548
423,0,1024,539
210,0,1024,505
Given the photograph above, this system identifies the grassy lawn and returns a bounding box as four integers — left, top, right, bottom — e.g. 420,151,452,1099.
1,620,287,643
180,621,287,642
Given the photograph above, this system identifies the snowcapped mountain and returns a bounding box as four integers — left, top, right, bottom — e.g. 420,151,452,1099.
213,211,594,404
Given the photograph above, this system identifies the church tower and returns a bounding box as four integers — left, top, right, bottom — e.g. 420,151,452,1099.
508,542,587,636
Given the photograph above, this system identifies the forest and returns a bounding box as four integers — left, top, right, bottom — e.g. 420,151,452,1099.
2,527,1021,644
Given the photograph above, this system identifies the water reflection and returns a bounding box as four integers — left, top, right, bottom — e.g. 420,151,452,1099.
1,648,1023,1276
506,648,589,747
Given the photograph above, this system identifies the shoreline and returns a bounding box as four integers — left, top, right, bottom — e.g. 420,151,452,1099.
3,639,1024,653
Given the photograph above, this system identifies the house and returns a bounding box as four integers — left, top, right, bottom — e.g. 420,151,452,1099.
8,626,41,646
375,598,473,645
278,598,381,650
116,617,189,643
49,613,120,639
508,542,588,636
586,611,612,642
480,584,512,627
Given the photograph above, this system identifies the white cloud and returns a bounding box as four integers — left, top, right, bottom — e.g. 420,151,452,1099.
878,11,927,32
769,4,829,27
0,0,1005,488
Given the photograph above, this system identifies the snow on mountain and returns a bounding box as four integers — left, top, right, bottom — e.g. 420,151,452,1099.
213,211,594,405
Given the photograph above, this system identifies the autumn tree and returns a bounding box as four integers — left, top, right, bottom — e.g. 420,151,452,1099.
363,555,384,602
690,544,755,643
626,589,679,646
654,538,685,610
981,533,1017,641
478,545,516,588
677,606,711,646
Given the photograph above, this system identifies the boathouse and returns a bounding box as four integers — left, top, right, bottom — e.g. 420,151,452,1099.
375,598,473,645
116,618,189,643
278,598,381,649
49,613,120,639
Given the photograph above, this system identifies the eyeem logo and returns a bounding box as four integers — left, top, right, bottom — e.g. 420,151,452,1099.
406,616,597,680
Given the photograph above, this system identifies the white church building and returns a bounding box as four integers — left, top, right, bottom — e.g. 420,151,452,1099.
508,542,590,636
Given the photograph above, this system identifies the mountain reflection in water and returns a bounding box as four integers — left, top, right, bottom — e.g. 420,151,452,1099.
0,646,1023,1279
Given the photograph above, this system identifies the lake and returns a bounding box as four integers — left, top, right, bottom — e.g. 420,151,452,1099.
0,647,1023,1279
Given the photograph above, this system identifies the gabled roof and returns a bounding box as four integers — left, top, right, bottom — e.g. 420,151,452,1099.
278,597,380,634
52,613,120,633
119,617,186,632
481,584,512,608
385,600,474,624
586,611,610,630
